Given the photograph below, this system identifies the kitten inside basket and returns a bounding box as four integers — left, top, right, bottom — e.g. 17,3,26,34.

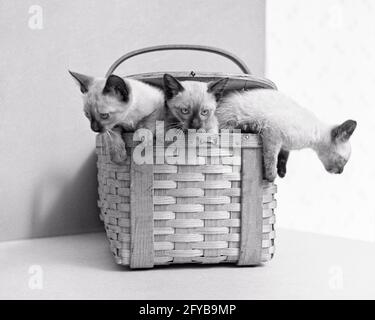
70,71,357,182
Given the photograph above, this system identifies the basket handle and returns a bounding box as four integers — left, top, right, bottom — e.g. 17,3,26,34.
105,44,251,77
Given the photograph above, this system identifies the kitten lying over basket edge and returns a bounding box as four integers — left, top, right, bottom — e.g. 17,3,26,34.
162,74,357,182
69,71,165,164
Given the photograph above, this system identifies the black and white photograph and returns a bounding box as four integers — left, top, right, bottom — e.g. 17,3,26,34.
0,0,374,303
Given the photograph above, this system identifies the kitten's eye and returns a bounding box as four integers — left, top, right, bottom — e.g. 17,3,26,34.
180,107,190,114
84,111,90,118
99,113,110,120
201,109,209,116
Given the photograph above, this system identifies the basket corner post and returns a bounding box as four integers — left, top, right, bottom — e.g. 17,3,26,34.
129,153,155,269
237,146,263,266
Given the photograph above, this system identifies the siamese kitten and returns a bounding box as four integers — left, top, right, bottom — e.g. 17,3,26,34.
217,89,357,182
69,71,164,164
163,74,228,133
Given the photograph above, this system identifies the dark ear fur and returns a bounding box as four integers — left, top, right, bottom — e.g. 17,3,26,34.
69,70,93,94
163,74,184,100
332,120,357,142
102,75,129,102
207,78,229,101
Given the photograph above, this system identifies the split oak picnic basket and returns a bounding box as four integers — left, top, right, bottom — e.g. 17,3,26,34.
96,45,278,269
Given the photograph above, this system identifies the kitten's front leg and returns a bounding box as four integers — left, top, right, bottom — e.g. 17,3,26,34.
206,119,219,143
261,135,281,182
108,126,127,165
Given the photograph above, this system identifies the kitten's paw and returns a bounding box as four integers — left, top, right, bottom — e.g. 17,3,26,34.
243,124,252,133
277,169,286,178
265,175,276,183
237,122,261,134
110,148,127,165
109,139,127,165
206,134,219,145
277,163,286,178
236,122,252,133
264,168,277,182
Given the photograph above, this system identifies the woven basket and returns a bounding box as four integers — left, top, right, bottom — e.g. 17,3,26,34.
96,45,278,269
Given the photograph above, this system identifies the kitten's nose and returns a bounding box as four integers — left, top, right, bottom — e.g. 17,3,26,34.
91,121,102,133
190,118,202,129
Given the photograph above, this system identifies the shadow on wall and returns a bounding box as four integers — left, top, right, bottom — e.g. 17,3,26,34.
30,151,103,238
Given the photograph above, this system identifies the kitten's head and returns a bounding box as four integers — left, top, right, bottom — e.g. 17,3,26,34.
69,71,132,133
163,74,228,131
317,120,357,174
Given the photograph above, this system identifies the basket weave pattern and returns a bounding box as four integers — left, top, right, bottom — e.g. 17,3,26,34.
96,134,276,266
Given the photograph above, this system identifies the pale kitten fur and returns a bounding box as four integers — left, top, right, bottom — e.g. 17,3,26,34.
217,89,357,182
69,71,164,164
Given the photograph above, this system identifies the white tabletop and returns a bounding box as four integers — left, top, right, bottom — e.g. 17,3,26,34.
1,229,374,299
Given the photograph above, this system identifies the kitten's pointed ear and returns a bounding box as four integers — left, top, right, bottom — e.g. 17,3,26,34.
332,119,357,142
163,74,184,99
207,78,229,101
102,75,129,102
69,71,93,94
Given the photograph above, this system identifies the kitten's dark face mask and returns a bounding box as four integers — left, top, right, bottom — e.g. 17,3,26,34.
317,120,357,174
69,71,131,133
163,74,228,132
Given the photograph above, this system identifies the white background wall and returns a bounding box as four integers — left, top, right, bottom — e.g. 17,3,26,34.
266,0,375,241
0,0,265,241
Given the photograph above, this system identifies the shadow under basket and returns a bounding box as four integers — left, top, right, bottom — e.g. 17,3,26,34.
96,133,277,269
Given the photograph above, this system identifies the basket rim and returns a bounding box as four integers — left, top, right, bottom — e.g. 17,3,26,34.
122,71,277,90
118,132,262,148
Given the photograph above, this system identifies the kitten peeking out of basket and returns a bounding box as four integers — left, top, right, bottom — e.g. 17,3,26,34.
163,74,228,133
69,71,164,164
217,89,357,182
